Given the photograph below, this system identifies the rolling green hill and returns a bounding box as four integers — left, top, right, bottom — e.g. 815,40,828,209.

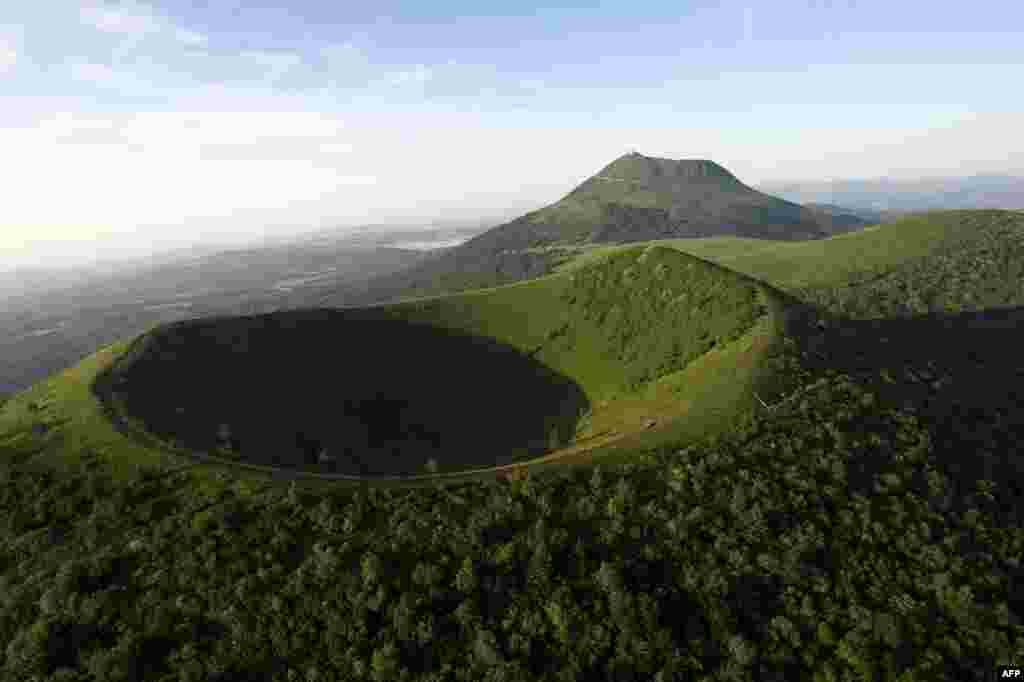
555,209,1024,314
554,208,1024,498
1,211,1021,681
317,153,850,308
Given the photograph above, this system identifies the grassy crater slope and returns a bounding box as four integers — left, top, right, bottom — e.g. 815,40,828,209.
1,245,798,482
557,209,1024,495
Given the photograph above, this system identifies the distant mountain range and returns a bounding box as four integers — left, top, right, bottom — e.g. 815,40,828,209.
318,153,855,307
760,174,1024,213
802,203,888,234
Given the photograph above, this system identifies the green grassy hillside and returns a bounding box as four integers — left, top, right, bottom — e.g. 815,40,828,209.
0,245,791,484
556,208,1024,496
0,211,1021,681
567,209,1021,304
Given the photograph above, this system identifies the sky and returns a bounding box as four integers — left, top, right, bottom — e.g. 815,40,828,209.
1,0,1023,269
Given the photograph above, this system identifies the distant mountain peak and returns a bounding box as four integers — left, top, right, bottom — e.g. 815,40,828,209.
320,152,835,307
599,154,741,185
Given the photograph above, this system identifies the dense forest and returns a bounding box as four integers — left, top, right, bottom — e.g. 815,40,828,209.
1,350,1021,680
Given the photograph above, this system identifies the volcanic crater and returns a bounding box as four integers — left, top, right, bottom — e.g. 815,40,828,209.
96,309,588,477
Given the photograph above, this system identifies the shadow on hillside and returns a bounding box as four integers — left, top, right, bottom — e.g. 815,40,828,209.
799,305,1024,498
94,309,589,477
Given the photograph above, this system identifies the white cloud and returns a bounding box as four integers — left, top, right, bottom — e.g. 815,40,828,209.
69,61,117,83
80,3,158,35
389,64,432,86
24,110,353,162
0,111,625,260
0,42,15,74
153,111,347,142
239,49,303,81
66,9,446,101
68,60,161,94
41,111,124,145
175,28,207,46
0,110,373,263
319,42,374,86
80,1,208,46
320,142,354,154
321,42,363,61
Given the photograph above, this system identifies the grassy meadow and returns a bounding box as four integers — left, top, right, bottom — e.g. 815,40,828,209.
0,210,1022,681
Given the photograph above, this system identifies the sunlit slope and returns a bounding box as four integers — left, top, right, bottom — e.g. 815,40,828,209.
550,209,1024,486
0,245,805,481
0,341,185,480
557,210,1024,313
381,245,805,465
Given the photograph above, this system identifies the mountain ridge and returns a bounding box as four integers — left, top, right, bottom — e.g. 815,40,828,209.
803,202,886,235
762,173,1024,212
522,152,828,242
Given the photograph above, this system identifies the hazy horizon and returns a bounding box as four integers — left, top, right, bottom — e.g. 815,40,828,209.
3,0,1023,269
0,216,501,277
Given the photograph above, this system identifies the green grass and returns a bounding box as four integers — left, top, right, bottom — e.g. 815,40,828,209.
0,340,186,480
388,245,768,398
381,246,798,469
567,209,1017,296
524,180,670,240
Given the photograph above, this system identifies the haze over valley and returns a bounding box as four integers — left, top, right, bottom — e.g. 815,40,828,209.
761,174,1024,213
0,223,493,394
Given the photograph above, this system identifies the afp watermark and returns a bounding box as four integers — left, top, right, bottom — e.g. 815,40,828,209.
996,667,1023,680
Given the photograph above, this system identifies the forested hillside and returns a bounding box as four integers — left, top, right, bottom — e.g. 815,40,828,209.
1,362,1019,681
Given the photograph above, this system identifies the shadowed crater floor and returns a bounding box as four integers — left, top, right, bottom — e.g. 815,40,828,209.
96,309,589,476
